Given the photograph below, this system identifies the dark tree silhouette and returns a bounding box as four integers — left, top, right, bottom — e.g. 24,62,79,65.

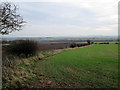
6,40,38,57
87,40,91,44
0,2,25,35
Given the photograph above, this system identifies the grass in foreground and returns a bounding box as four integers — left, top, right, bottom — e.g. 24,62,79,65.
37,44,118,88
2,49,63,89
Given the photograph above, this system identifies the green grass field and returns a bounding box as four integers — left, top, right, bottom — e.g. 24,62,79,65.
38,44,118,88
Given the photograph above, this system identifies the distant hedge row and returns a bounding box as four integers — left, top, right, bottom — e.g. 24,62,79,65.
94,42,118,44
94,42,109,44
70,43,90,48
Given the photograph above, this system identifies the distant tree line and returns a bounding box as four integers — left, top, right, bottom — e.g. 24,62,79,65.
69,40,119,48
70,40,92,48
94,42,118,44
70,43,90,48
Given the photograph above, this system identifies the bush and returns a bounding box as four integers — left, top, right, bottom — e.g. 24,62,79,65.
91,42,94,44
87,40,91,45
77,44,82,47
70,43,77,48
6,40,38,57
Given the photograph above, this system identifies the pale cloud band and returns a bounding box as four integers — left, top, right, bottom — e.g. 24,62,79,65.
1,0,119,37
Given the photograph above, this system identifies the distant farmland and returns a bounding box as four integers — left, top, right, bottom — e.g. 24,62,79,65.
37,43,69,51
2,36,118,44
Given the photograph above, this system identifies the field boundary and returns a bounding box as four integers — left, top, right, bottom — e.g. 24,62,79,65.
42,44,93,60
64,44,93,50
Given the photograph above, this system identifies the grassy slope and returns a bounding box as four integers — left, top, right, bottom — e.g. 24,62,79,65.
2,49,63,89
38,44,118,88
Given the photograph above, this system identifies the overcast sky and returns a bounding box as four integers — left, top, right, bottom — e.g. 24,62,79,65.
2,0,119,37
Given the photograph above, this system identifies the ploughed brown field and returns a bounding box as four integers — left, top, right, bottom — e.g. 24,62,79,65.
37,42,70,51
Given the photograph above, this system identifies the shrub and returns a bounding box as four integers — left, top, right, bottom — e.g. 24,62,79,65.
6,40,38,57
70,43,77,48
91,42,94,44
87,40,91,45
77,44,82,47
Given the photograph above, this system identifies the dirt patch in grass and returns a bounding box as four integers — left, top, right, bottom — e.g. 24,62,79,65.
65,67,78,74
22,75,61,88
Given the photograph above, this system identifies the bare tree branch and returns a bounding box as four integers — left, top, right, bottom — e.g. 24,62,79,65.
0,2,26,35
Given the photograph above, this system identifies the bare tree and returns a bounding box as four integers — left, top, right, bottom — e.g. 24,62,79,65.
0,2,25,35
